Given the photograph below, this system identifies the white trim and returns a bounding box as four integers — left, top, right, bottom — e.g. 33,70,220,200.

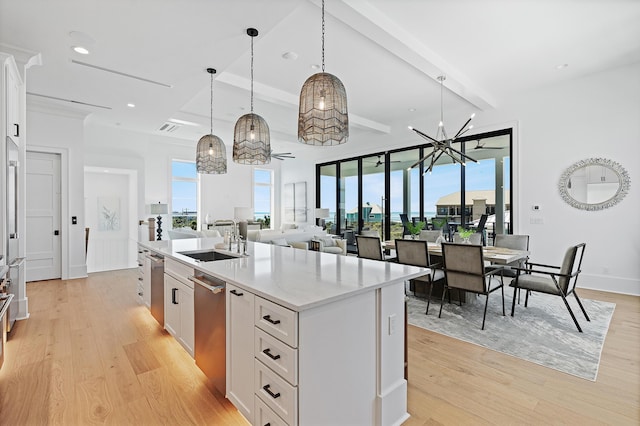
27,145,69,279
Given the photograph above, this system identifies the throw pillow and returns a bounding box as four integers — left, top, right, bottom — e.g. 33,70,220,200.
271,238,290,246
320,237,336,247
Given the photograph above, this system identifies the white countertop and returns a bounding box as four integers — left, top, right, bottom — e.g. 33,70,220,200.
139,238,426,311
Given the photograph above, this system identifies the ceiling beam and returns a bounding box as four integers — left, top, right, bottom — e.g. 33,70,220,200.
216,71,391,134
316,0,496,111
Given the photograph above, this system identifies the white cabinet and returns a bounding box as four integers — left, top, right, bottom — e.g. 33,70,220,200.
4,60,20,141
226,283,255,423
226,281,407,426
164,258,194,357
136,245,151,307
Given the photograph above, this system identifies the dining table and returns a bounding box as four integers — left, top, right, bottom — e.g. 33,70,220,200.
383,240,529,265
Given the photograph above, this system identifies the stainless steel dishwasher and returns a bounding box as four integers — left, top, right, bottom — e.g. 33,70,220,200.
147,253,165,325
191,271,226,395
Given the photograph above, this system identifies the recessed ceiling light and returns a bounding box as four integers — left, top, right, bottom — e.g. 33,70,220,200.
408,108,416,112
310,64,320,70
73,46,90,55
282,51,298,60
555,63,569,70
127,103,135,108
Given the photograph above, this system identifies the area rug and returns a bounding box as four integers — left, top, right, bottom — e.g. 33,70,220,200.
406,289,615,381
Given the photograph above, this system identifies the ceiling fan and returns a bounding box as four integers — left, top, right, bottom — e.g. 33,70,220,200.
270,150,295,161
367,155,401,168
473,140,503,150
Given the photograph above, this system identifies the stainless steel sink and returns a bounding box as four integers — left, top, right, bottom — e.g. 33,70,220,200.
178,250,236,262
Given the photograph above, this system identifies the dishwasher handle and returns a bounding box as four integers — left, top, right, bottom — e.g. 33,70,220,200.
189,275,225,294
146,254,164,264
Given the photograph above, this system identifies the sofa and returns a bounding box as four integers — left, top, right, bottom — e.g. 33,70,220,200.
247,226,347,255
167,227,222,240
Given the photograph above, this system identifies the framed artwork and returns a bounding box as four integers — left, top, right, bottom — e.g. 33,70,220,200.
98,197,120,231
284,182,307,222
284,183,295,222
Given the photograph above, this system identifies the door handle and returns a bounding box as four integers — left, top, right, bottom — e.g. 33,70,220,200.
54,230,60,236
172,288,178,304
14,123,19,137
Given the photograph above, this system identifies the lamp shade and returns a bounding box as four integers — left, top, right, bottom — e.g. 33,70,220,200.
234,207,254,222
298,72,348,146
233,113,271,164
149,203,168,215
315,208,330,219
197,134,227,174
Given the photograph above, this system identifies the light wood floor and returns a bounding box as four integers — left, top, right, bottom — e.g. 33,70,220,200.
0,269,638,425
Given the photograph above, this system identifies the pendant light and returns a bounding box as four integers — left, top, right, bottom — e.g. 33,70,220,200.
196,68,227,174
233,28,271,164
298,0,348,146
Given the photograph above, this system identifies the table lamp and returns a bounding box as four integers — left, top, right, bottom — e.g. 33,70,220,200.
315,208,330,229
234,207,254,239
149,202,168,240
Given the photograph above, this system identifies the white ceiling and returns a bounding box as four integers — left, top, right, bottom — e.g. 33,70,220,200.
1,0,639,159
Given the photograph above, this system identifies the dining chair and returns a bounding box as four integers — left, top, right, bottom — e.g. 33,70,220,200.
395,239,445,314
355,235,384,260
440,243,505,330
487,234,530,302
510,243,589,332
400,213,411,237
492,234,530,275
470,214,489,245
359,229,381,238
418,229,442,243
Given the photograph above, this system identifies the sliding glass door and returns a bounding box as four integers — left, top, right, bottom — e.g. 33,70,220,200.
316,128,513,242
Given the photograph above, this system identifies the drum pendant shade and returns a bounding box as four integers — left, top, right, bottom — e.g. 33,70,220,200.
196,68,227,174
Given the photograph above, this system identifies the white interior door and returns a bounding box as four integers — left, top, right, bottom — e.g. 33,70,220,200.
26,151,61,281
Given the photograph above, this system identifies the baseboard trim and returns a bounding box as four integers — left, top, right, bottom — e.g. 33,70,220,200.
578,273,639,296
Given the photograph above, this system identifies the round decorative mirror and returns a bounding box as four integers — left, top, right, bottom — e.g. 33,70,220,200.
558,158,630,211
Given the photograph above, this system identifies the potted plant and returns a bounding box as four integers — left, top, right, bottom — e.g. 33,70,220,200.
457,227,475,243
405,221,425,239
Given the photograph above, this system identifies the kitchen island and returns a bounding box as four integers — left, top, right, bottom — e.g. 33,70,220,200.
139,238,425,426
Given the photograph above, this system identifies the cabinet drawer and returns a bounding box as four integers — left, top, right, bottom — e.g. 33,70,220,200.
255,395,288,426
255,297,298,348
255,328,298,386
165,258,194,288
255,360,297,426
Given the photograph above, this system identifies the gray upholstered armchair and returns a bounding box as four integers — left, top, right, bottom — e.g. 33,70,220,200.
510,243,589,332
440,242,505,330
395,239,445,315
313,236,347,255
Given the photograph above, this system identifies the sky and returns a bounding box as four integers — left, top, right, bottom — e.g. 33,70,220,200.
321,156,510,215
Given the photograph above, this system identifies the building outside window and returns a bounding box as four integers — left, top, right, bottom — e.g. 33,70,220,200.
254,169,273,229
171,160,198,229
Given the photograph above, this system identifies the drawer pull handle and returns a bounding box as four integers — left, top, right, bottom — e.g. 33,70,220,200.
263,315,280,325
230,289,244,297
263,384,280,399
263,348,280,360
172,288,178,304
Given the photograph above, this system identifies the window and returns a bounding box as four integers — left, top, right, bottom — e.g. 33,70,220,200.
317,129,513,240
254,169,273,229
172,160,197,229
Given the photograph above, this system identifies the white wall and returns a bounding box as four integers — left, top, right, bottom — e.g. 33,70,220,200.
27,103,88,279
